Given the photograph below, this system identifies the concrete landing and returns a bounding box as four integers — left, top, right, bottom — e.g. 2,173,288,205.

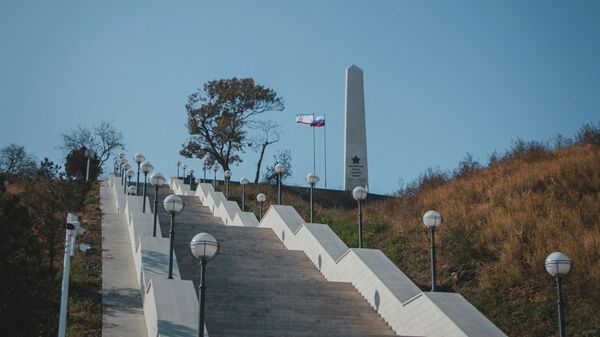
101,180,147,337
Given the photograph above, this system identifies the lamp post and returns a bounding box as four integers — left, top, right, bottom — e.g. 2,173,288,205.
112,158,118,175
176,160,182,179
211,164,218,190
306,172,319,223
125,169,135,194
189,233,220,337
202,157,209,183
122,162,130,187
182,164,188,182
224,170,232,199
113,158,119,175
423,210,443,292
189,169,195,188
352,186,368,248
57,214,86,337
84,148,95,182
134,153,145,195
240,177,249,211
119,152,125,176
141,161,154,213
545,252,572,337
164,194,184,279
121,158,128,185
275,163,285,205
256,193,266,220
150,172,165,237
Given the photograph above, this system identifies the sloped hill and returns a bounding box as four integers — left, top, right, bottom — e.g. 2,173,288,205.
366,144,600,337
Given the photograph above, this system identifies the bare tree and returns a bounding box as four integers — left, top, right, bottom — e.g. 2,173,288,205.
59,121,125,168
263,149,292,184
0,144,37,175
250,120,281,183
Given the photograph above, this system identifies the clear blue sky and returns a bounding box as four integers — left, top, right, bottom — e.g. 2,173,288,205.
1,1,599,194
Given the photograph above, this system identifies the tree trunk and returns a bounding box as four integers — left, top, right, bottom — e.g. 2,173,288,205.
254,142,268,183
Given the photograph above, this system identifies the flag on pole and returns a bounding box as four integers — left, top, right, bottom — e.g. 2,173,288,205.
312,115,325,127
295,114,325,127
296,114,314,125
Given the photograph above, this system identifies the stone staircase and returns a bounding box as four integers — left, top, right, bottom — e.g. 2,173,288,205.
149,188,397,337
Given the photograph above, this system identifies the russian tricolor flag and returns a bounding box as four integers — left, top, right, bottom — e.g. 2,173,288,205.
312,115,325,127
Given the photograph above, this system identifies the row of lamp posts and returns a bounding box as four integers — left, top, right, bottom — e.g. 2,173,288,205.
115,153,220,337
123,155,576,337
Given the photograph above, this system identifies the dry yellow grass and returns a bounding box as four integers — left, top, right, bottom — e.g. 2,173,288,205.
371,144,600,337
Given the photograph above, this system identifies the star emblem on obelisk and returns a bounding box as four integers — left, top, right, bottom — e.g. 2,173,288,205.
352,156,360,164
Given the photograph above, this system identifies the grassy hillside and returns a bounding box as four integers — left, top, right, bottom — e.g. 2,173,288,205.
371,144,600,337
226,138,599,337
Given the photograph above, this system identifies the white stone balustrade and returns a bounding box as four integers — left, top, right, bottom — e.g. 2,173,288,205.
112,174,200,337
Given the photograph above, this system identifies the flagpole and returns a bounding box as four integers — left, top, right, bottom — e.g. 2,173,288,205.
312,122,316,174
324,114,327,189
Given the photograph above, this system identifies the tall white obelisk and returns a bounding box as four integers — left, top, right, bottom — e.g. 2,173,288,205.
344,65,368,191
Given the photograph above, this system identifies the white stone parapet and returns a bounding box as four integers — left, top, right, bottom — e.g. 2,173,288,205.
111,174,200,337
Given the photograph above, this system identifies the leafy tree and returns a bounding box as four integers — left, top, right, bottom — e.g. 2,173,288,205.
263,150,292,184
0,143,37,176
65,147,101,181
250,120,281,183
59,121,125,168
181,78,285,170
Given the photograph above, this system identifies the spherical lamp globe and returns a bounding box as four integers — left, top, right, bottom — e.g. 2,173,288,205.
545,252,572,277
163,194,184,214
141,161,154,174
306,172,319,185
352,186,368,201
423,210,443,229
150,172,165,186
189,232,219,262
134,153,145,164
